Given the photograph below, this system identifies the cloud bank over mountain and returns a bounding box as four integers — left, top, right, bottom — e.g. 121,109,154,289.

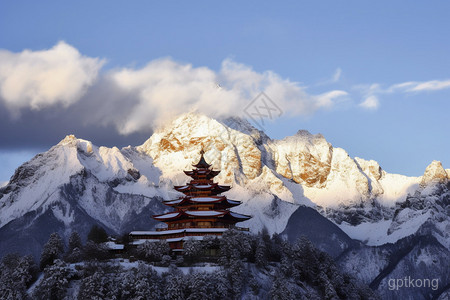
0,42,347,136
0,42,104,115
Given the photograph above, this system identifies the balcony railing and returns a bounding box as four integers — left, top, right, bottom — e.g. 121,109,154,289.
155,225,249,231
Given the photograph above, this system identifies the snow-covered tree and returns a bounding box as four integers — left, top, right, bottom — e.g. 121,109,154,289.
137,240,170,262
211,270,230,299
68,231,82,252
183,239,204,263
227,258,246,297
0,253,37,299
130,263,163,299
186,272,210,300
78,269,117,300
33,259,71,300
83,240,110,260
291,236,320,282
165,273,186,300
269,232,283,261
270,273,297,300
219,229,252,265
255,236,268,268
65,231,84,263
39,232,64,270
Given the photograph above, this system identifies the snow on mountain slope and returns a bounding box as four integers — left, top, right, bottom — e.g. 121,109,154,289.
0,135,164,228
135,113,449,246
0,134,170,259
0,135,84,227
0,112,448,251
136,113,300,234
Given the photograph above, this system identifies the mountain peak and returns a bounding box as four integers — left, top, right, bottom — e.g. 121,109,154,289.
296,129,312,137
59,134,78,145
57,134,94,154
421,160,448,186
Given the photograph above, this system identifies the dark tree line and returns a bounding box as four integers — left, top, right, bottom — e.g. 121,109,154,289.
0,228,378,299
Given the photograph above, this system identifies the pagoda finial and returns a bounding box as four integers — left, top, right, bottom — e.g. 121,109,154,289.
193,147,211,169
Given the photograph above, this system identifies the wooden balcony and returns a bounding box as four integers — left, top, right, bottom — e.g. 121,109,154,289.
155,225,249,231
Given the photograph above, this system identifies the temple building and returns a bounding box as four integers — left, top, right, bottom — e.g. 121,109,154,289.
129,150,251,252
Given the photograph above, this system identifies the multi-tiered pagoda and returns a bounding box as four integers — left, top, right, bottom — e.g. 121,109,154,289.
130,150,251,252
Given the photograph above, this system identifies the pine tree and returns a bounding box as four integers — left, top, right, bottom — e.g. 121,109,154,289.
83,240,110,260
33,259,71,300
65,231,84,262
137,240,170,262
135,263,163,299
186,273,210,300
211,270,229,299
269,271,298,300
40,232,64,270
78,268,119,300
219,229,252,265
68,231,82,252
292,236,319,282
255,236,268,268
183,239,204,263
270,232,283,261
0,253,37,299
87,224,108,244
165,274,186,300
318,271,339,300
227,258,246,298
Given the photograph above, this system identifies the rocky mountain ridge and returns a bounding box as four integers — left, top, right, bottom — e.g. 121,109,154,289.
0,113,448,258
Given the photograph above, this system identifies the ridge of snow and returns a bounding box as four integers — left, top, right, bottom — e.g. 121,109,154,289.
338,210,433,246
0,138,84,227
1,112,446,247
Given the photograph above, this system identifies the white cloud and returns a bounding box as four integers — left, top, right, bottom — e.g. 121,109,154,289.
356,78,450,111
0,42,348,134
0,41,104,114
108,58,348,134
389,79,450,93
332,68,342,83
315,90,348,108
359,95,379,110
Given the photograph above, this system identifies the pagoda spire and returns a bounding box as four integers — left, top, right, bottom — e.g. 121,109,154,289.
192,148,211,169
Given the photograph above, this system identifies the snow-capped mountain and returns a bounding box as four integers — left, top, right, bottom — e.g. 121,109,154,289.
0,113,448,256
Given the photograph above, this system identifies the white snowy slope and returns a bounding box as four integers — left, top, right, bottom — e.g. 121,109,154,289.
0,134,164,233
0,135,84,228
136,113,303,234
0,112,448,250
135,113,448,246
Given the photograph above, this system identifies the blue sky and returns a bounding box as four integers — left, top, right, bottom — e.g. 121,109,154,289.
0,1,449,182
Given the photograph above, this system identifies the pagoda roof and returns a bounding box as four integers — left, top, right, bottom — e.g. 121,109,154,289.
184,169,220,177
192,151,211,169
163,196,241,207
153,210,251,222
174,183,231,194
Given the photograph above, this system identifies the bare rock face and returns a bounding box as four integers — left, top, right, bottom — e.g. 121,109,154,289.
272,130,332,188
355,158,383,181
354,157,384,196
326,148,371,201
421,160,448,186
137,113,263,182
